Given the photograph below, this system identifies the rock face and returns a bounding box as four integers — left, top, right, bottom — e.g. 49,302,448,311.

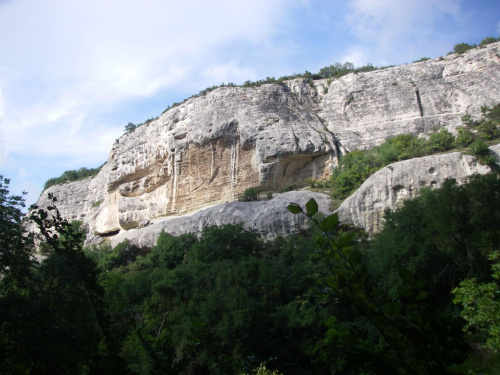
336,144,500,234
106,191,332,249
33,43,500,245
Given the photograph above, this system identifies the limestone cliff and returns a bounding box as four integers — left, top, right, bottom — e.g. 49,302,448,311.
33,43,500,245
336,144,500,234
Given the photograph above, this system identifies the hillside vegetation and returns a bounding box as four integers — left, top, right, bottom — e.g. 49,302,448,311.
316,103,500,199
2,171,500,374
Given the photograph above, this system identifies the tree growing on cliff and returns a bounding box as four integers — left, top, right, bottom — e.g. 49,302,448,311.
124,121,137,134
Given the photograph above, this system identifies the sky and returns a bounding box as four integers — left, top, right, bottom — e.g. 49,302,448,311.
0,0,499,207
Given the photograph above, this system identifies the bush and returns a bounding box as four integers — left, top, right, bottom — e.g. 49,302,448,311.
453,43,476,54
426,128,455,152
239,187,261,202
278,184,298,193
330,151,382,199
480,36,499,46
469,139,494,164
44,165,103,190
453,127,475,148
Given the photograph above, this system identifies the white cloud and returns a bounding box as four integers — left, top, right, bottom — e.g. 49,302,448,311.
345,0,462,64
340,45,371,67
202,61,257,86
0,0,293,169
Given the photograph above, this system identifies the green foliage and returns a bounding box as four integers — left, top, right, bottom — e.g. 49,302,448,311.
453,126,475,148
450,37,497,55
124,121,137,133
278,183,298,193
453,42,476,54
92,199,103,208
426,128,455,153
369,174,500,300
413,57,430,63
44,165,103,190
480,36,499,46
239,363,282,375
0,175,34,290
289,177,500,373
89,240,140,272
453,252,500,353
239,187,261,202
0,191,127,373
470,139,495,164
318,62,376,79
330,150,383,199
99,223,330,374
327,103,500,199
288,197,469,374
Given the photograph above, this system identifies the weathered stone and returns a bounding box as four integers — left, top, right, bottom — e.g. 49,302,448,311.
107,191,332,249
336,145,499,234
31,43,500,246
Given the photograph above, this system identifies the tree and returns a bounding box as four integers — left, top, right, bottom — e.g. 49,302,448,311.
287,193,487,374
124,122,137,134
0,175,34,290
0,191,127,374
453,252,500,352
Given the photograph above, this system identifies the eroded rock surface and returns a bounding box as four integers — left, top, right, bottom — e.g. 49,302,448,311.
32,43,500,245
104,191,332,249
336,145,499,234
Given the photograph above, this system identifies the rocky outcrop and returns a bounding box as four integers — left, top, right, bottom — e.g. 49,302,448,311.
32,43,500,245
336,144,500,234
103,191,332,249
322,43,500,151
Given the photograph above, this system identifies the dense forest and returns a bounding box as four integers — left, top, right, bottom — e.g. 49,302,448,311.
1,169,500,374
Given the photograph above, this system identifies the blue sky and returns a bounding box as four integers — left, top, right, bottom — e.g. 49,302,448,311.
0,0,499,206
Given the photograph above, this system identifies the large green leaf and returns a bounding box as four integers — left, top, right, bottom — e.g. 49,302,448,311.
305,198,318,216
321,213,339,231
287,203,303,214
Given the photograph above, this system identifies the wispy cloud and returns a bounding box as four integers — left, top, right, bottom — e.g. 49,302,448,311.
0,0,499,205
344,0,462,65
0,0,292,165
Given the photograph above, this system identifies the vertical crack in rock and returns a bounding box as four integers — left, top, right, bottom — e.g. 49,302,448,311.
170,153,180,212
230,139,239,189
292,129,300,154
415,88,424,117
274,155,281,189
210,142,215,179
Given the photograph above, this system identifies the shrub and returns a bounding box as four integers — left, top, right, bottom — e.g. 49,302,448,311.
239,187,261,202
330,151,381,199
453,127,475,148
305,178,316,188
477,120,500,140
278,184,298,193
453,43,476,54
426,128,455,153
44,165,103,190
469,139,494,164
479,36,499,46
